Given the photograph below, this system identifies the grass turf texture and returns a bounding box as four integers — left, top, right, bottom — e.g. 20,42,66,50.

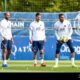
0,60,80,72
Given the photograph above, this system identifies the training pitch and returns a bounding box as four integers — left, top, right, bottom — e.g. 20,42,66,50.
0,60,80,72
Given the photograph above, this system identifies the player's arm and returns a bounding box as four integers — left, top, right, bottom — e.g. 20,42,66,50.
0,22,7,41
68,21,73,38
10,23,14,44
29,24,33,44
43,22,46,41
54,24,60,40
11,36,14,44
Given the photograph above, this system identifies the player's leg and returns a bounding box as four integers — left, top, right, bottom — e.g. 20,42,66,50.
32,41,38,67
6,49,11,60
1,40,8,67
33,50,38,67
54,41,63,68
6,40,12,60
38,41,46,67
66,40,77,67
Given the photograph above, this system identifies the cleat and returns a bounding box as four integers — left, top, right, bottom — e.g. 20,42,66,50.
2,64,8,67
72,64,78,68
41,63,46,67
34,64,38,67
54,64,58,68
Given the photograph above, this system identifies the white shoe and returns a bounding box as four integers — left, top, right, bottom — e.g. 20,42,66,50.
72,64,78,68
54,64,58,68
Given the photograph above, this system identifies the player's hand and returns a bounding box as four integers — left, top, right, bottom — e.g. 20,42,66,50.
63,38,68,42
60,36,68,43
60,38,68,43
29,40,33,44
3,37,7,41
12,39,14,44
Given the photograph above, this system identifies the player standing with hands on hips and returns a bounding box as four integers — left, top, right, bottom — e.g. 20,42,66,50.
0,12,13,67
54,14,77,68
29,12,46,67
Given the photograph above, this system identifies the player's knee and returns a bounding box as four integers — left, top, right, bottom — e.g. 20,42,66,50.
33,50,37,53
7,49,11,53
2,49,7,53
40,50,44,53
7,52,11,55
40,52,44,55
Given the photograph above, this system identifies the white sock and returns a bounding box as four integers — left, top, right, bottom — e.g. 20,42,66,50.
55,58,58,65
3,60,7,64
71,57,75,65
34,59,37,64
41,59,44,64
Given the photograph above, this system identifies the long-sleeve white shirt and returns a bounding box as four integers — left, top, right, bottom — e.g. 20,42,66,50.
29,20,46,41
54,20,73,40
0,19,12,40
75,13,80,21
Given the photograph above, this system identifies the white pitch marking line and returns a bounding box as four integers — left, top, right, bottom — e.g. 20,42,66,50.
0,64,79,67
0,60,79,63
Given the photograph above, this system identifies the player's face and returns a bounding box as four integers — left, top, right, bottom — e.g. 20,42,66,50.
36,15,41,22
59,15,64,22
5,12,10,20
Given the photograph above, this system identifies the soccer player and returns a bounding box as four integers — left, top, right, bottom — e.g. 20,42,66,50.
29,12,46,67
75,11,80,21
0,12,13,67
54,14,77,68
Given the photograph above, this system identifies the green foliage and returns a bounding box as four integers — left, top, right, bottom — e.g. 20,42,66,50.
0,0,80,12
60,0,80,12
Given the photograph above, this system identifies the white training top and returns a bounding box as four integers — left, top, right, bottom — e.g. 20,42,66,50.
0,19,12,40
29,20,46,41
54,20,73,40
75,13,80,21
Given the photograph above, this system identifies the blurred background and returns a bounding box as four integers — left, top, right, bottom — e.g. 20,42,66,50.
0,0,80,12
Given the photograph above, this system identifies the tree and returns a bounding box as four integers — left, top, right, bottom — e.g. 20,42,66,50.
0,0,13,11
0,0,80,12
60,0,80,12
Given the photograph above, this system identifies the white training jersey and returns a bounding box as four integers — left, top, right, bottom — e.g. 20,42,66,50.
0,19,12,40
29,20,46,41
54,20,73,40
75,13,80,21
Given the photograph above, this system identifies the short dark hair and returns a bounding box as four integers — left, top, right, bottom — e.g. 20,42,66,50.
59,13,64,18
4,12,10,15
4,12,7,15
35,12,40,17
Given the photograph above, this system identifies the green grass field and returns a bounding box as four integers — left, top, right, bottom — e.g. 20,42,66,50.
0,60,80,72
